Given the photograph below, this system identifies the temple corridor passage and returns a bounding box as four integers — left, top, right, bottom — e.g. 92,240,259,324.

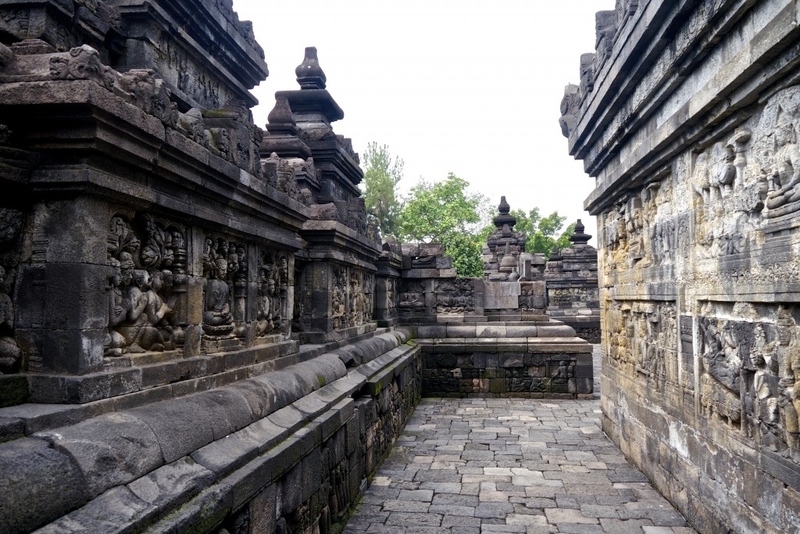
343,347,698,534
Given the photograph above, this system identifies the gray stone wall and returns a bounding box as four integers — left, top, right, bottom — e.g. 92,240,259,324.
0,332,420,533
564,0,800,532
0,1,595,532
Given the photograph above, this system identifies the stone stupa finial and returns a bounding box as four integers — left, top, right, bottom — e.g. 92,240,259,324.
493,196,516,235
266,95,296,134
568,219,592,245
295,46,327,90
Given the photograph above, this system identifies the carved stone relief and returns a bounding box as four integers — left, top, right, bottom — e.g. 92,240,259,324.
256,250,289,337
0,43,270,180
692,303,800,460
262,152,313,205
105,214,186,355
604,300,678,389
397,281,425,315
202,234,248,339
435,279,475,315
332,267,347,329
0,208,23,373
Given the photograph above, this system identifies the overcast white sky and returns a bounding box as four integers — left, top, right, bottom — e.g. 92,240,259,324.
233,0,612,243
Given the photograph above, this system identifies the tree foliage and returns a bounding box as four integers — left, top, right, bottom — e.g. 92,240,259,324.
510,208,575,257
361,142,404,237
361,144,578,276
397,173,490,277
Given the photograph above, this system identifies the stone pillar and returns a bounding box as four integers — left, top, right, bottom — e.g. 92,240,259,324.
263,48,380,343
544,220,600,342
374,241,402,327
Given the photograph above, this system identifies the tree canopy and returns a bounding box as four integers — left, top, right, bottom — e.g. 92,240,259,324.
509,208,575,257
397,173,490,277
361,142,404,237
360,142,578,277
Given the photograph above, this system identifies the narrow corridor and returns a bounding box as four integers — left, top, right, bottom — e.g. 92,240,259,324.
343,348,697,533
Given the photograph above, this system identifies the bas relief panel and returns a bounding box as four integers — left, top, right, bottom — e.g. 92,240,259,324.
106,214,186,356
598,86,800,466
435,279,476,315
256,250,290,337
603,300,678,389
0,208,23,374
397,281,426,316
105,214,295,356
697,303,800,461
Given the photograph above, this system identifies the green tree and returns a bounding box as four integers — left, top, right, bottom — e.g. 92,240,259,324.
361,142,404,237
510,208,575,257
397,173,491,277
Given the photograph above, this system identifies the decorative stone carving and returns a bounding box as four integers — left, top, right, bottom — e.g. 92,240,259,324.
256,258,281,337
397,281,425,315
559,84,581,138
49,44,115,89
105,214,186,355
435,279,476,314
484,197,526,281
0,265,20,373
579,53,595,97
331,267,347,329
201,235,249,338
117,69,178,128
764,95,800,218
594,11,617,68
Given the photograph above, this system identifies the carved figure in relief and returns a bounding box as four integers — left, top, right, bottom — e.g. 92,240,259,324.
748,324,781,442
717,322,742,391
776,308,800,452
118,270,166,352
105,259,128,357
765,116,800,215
553,361,570,384
332,269,347,328
145,271,173,331
0,266,20,372
692,150,714,207
256,276,278,336
350,273,365,326
203,257,234,335
398,292,424,310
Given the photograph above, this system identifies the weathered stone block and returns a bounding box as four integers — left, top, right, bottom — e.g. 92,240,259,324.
0,438,90,533
483,282,521,310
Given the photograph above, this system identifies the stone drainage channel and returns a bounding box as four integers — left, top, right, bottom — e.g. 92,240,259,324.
343,347,698,534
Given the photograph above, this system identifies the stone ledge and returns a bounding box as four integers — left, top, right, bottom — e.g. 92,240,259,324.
3,337,421,533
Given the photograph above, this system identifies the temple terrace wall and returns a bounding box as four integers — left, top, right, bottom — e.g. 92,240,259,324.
563,1,800,532
0,1,596,532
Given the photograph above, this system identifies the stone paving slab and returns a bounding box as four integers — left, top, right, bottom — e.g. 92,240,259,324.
343,393,696,534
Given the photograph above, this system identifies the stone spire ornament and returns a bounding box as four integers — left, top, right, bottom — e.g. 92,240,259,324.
295,47,327,90
568,219,592,246
484,196,527,280
493,196,516,237
266,95,296,135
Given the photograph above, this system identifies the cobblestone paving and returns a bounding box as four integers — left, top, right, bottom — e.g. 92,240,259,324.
344,350,697,533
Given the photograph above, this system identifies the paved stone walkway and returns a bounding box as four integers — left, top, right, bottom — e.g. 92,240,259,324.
343,352,697,533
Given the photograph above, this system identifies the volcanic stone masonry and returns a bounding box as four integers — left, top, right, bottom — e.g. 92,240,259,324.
0,1,596,532
563,0,800,532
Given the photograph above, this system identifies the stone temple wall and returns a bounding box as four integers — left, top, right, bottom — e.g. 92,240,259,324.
563,0,800,532
0,1,593,532
0,1,422,532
